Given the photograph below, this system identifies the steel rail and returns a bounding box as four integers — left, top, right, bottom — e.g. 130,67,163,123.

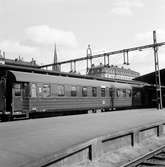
123,145,165,167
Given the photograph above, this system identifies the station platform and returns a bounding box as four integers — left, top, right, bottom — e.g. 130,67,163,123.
1,108,165,167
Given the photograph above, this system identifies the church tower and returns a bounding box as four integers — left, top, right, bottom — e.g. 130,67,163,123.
52,44,60,71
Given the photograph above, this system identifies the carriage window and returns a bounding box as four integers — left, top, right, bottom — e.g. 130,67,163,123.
123,89,126,97
23,83,29,97
127,89,132,97
71,86,77,96
101,87,105,97
57,85,65,96
116,89,126,97
38,87,42,97
14,84,21,96
31,83,37,97
109,88,114,97
82,87,87,97
136,92,141,97
133,91,141,98
43,84,50,97
92,87,97,97
116,89,121,97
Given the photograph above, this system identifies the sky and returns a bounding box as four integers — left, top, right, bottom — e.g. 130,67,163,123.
0,0,165,75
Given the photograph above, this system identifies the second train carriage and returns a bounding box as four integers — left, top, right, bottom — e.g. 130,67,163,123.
0,65,149,121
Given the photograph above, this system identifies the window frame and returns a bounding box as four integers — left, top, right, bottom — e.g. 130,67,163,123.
42,84,50,98
82,87,88,97
31,83,37,98
126,89,132,97
14,83,21,97
57,85,65,96
101,87,106,97
92,87,97,97
109,88,114,97
38,85,43,97
116,89,121,97
123,89,126,97
71,86,77,97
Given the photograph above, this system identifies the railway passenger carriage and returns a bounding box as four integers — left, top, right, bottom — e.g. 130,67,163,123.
0,64,149,121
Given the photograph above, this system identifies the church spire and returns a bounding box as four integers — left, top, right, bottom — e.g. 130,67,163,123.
52,43,60,71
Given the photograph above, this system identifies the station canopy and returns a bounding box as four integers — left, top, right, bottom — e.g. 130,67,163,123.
134,68,165,86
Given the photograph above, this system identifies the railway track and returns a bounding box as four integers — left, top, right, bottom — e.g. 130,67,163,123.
123,145,165,167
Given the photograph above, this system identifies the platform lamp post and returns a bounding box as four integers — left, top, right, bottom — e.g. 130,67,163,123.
153,30,163,109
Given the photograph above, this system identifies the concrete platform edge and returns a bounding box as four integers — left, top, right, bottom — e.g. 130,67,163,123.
24,120,165,167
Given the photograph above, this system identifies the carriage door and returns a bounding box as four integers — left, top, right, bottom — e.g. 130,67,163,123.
109,87,115,110
12,83,23,114
12,82,30,117
13,83,30,117
0,78,6,113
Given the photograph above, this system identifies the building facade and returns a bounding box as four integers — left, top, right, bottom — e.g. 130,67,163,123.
88,64,140,80
0,51,38,68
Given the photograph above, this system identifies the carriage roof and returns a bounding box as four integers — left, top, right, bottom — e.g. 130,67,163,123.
0,64,149,88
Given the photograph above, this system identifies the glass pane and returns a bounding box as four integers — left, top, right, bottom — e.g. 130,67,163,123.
14,84,21,96
38,87,42,97
82,87,87,97
43,84,50,97
31,84,37,97
101,88,105,97
116,89,120,97
109,88,113,97
127,89,132,97
123,89,126,97
58,85,65,96
92,87,97,97
71,86,77,96
24,83,29,97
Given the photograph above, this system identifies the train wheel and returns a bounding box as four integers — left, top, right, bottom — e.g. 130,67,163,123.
88,110,93,114
96,109,101,113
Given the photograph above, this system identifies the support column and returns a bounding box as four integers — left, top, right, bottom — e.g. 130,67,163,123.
74,61,76,73
123,51,126,64
126,50,129,65
107,55,110,66
89,139,103,160
86,44,92,73
104,54,106,66
153,30,163,109
70,62,73,72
